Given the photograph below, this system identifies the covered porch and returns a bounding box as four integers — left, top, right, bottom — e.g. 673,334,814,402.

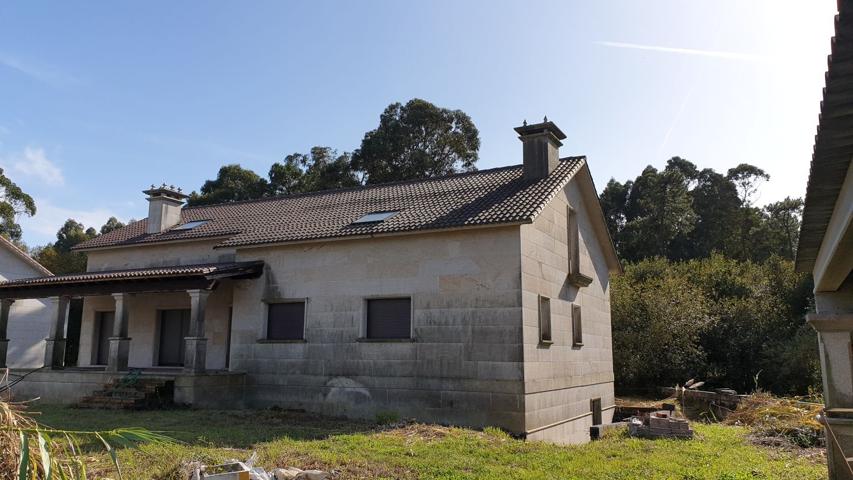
0,261,263,406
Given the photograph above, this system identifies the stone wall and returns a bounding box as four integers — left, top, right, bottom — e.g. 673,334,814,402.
231,226,526,432
519,180,615,444
85,239,236,271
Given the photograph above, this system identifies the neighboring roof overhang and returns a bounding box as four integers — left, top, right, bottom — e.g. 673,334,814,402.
796,1,853,279
0,261,264,300
0,236,52,277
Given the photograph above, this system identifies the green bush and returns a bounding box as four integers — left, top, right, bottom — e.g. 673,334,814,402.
613,255,818,395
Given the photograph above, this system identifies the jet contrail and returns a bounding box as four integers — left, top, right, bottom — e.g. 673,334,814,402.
596,41,768,62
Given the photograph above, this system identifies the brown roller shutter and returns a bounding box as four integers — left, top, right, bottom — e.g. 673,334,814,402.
267,302,306,340
367,298,411,339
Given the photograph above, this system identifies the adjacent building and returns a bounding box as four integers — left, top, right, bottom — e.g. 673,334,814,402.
797,1,853,477
0,236,53,368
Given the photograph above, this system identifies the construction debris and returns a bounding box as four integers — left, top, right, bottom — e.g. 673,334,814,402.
628,410,694,439
188,453,331,480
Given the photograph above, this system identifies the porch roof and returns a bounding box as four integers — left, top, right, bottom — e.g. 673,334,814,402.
0,261,264,299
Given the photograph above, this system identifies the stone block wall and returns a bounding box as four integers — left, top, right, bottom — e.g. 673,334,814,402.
519,180,615,444
231,227,526,432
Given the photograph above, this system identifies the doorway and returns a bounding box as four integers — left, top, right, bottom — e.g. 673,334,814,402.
157,309,190,367
92,311,115,366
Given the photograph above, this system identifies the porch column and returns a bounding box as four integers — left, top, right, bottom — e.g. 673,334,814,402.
0,299,15,368
184,289,210,374
44,296,70,369
106,293,131,372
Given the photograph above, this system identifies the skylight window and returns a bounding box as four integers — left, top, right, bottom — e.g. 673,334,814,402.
353,211,398,224
172,220,209,231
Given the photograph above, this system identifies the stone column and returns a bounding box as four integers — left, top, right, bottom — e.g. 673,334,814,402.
0,299,15,368
44,296,69,369
106,293,131,372
184,289,210,374
810,287,853,480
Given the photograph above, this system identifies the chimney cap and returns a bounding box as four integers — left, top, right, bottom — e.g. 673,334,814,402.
143,184,188,200
514,119,567,141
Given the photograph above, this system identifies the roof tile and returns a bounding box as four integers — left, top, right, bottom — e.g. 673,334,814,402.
75,158,585,251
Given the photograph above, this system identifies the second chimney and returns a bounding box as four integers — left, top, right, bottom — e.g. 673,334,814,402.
514,118,567,180
144,184,188,233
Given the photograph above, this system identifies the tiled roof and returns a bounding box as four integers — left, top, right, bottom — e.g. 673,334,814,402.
0,261,264,288
796,1,853,272
75,158,586,251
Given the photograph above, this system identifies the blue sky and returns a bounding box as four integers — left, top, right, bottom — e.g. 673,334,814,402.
0,1,838,247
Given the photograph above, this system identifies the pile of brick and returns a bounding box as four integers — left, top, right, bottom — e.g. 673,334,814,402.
628,410,693,439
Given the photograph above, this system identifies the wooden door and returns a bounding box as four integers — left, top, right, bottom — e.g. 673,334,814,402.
158,309,190,366
94,311,115,366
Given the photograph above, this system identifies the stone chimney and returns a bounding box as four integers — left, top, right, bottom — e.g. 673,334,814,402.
514,117,567,180
143,184,188,234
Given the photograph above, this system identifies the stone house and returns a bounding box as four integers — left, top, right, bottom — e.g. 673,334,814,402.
797,1,853,476
4,120,621,444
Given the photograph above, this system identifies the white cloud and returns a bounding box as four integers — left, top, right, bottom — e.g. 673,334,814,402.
0,52,80,86
18,199,121,246
596,41,770,62
8,147,64,186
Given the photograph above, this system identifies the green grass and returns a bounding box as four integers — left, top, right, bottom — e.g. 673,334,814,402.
33,406,825,480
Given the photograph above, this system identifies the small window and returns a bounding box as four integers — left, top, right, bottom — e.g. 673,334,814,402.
538,295,552,344
353,211,398,224
267,302,306,341
172,220,209,231
591,397,602,426
366,298,411,339
572,304,583,346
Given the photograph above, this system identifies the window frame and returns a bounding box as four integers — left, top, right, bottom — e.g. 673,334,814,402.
361,296,414,342
572,303,583,347
261,299,307,343
538,295,552,345
567,205,592,287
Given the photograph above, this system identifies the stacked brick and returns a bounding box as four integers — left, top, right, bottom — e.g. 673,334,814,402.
628,410,694,439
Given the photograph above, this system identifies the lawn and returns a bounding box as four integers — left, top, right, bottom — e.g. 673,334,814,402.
34,405,826,480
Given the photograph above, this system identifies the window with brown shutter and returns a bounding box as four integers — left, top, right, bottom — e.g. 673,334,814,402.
267,302,306,341
539,295,552,344
572,304,583,347
366,298,411,339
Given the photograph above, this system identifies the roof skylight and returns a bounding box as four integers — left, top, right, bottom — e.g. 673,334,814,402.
353,211,398,224
172,220,209,231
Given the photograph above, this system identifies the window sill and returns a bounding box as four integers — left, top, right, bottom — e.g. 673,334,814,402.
539,339,553,347
572,342,584,348
356,337,416,343
257,339,307,344
568,272,593,288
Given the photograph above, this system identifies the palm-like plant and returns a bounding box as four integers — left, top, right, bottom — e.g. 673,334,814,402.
2,373,172,480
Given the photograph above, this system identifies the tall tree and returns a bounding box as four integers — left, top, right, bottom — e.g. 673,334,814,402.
99,216,126,235
726,163,770,207
614,164,696,262
187,164,270,206
33,218,123,274
686,168,741,258
269,147,361,196
764,197,804,260
0,167,36,241
351,98,480,184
